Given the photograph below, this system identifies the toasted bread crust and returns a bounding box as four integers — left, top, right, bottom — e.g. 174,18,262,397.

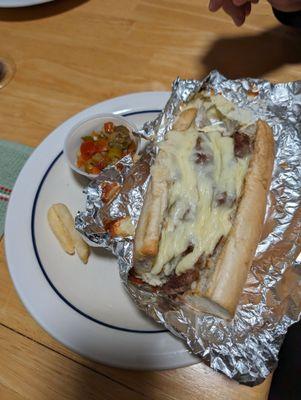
134,108,197,259
173,108,197,131
109,216,135,237
102,182,121,204
133,115,274,319
134,176,168,259
203,120,274,317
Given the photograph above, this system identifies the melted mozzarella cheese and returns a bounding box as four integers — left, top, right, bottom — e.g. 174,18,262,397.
150,125,250,279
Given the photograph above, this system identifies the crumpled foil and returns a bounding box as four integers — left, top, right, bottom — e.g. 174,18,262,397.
76,71,301,386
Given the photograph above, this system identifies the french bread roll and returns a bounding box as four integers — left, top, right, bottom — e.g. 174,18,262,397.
131,94,274,319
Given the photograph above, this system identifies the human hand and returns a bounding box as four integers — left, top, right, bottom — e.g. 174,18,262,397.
209,0,259,26
234,0,301,12
209,0,301,26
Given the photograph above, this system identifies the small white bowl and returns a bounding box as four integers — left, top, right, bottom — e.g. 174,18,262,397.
64,113,139,179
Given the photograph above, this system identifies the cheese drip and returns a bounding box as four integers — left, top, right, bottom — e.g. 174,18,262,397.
149,126,250,280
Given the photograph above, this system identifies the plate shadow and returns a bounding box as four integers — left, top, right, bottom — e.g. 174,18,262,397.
0,0,89,21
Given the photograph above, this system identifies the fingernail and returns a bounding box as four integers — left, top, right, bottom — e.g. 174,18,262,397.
209,0,216,11
235,17,245,26
234,13,245,26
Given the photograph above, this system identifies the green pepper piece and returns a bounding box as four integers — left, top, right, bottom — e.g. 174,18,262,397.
82,135,94,142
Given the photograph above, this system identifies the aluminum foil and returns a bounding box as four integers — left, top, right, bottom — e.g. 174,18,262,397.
76,71,301,386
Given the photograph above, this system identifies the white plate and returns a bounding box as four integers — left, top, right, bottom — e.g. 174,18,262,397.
0,0,53,7
5,92,198,370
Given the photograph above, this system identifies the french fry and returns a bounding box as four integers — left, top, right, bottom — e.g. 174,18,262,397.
47,207,75,255
48,203,90,264
73,236,90,264
52,203,90,264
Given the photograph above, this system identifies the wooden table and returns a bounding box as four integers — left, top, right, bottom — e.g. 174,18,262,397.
0,1,300,399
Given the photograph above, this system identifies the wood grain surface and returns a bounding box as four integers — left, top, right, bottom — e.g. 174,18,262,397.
0,0,300,399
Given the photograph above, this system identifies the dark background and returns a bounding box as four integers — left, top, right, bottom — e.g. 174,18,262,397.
269,320,301,399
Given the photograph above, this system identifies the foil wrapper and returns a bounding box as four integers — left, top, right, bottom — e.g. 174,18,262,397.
76,71,301,385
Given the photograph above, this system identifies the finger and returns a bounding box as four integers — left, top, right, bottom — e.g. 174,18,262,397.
222,0,247,26
233,0,258,5
244,2,252,16
209,0,224,12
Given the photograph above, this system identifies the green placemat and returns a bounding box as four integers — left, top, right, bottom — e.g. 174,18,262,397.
0,140,33,238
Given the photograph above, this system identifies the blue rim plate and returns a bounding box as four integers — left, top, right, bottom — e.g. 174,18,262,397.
5,92,198,370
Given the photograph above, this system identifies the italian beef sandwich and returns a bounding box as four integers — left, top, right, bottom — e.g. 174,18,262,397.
130,93,275,319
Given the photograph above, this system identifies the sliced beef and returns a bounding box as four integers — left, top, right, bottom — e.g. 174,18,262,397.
214,191,236,207
194,136,212,165
233,132,252,158
161,266,199,295
182,244,194,256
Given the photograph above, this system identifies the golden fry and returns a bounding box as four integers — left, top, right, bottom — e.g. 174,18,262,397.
47,206,75,255
73,236,90,264
52,203,90,264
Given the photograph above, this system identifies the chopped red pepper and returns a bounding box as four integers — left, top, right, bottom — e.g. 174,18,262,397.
104,121,114,133
90,166,100,175
76,121,136,175
80,141,97,159
95,139,108,152
77,155,85,168
96,161,107,171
